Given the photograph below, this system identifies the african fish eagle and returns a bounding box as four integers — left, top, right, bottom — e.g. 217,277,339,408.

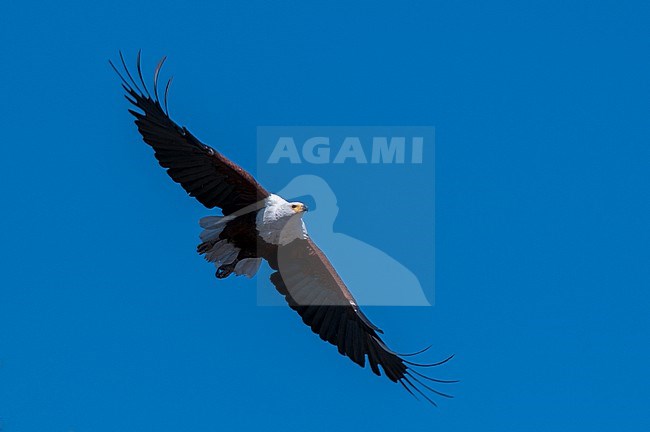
110,52,456,405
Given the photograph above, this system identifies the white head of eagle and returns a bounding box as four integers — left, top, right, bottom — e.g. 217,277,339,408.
256,194,309,246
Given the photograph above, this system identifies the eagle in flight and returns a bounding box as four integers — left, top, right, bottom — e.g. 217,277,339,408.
110,52,455,406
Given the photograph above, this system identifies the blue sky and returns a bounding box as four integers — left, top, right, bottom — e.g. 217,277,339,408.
1,0,649,430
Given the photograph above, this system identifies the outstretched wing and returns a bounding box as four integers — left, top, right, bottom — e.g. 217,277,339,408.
266,237,456,406
110,52,269,215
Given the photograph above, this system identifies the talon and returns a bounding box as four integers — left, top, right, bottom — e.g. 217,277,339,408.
216,263,235,279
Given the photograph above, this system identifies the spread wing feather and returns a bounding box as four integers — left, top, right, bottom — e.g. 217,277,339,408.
110,51,269,215
266,238,456,406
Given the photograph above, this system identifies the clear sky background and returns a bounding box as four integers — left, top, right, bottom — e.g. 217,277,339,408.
1,1,649,431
